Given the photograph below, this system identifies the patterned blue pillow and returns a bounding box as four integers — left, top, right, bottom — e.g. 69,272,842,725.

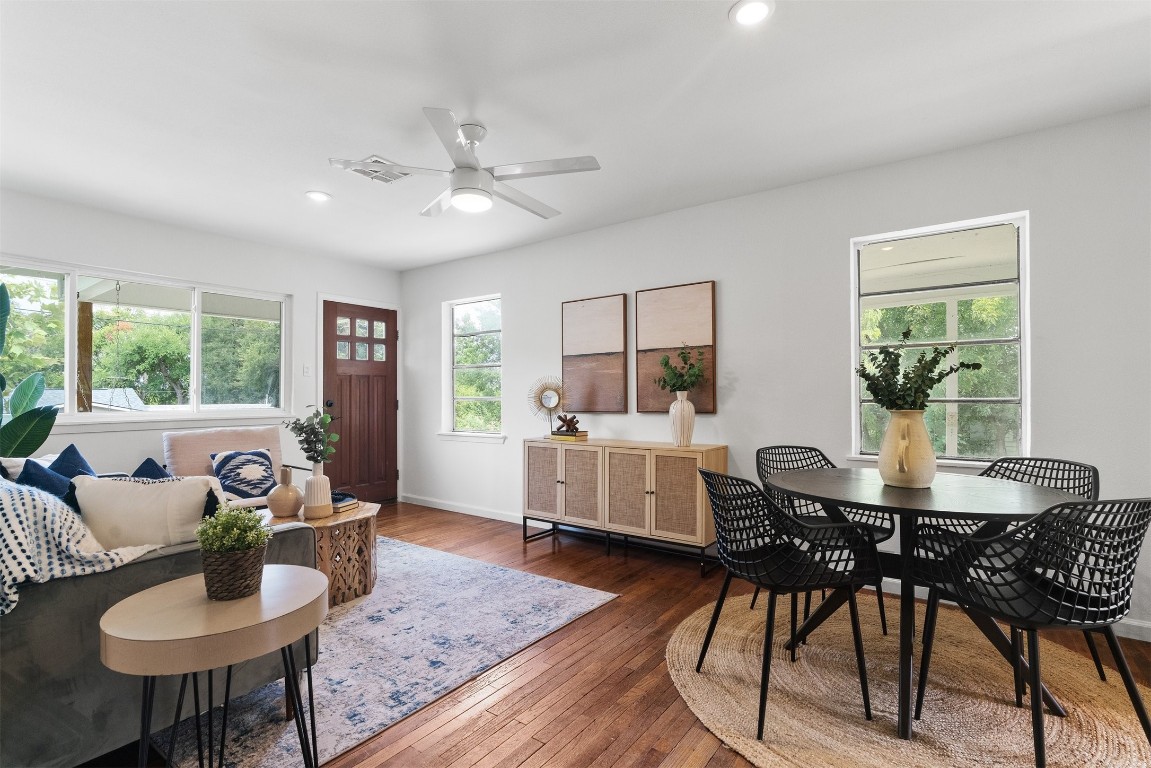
47,444,96,479
210,449,276,499
132,458,172,480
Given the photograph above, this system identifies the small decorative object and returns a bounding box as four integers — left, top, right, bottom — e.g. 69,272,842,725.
655,343,706,447
284,406,340,519
555,413,581,433
266,465,304,518
527,376,564,434
857,327,981,488
195,502,273,601
331,490,359,513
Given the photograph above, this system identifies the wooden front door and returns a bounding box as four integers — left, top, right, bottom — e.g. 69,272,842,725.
322,301,398,502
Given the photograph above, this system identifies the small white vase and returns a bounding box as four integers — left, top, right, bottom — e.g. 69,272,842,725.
877,409,936,488
669,391,696,447
303,462,333,519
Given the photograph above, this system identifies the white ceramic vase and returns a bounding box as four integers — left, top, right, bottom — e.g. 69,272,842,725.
303,462,333,519
877,409,936,488
669,391,696,447
266,466,304,518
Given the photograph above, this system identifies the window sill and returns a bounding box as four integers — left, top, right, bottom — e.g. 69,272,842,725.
846,453,991,470
437,431,508,444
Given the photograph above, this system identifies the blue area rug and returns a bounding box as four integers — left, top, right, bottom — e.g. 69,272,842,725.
164,537,616,767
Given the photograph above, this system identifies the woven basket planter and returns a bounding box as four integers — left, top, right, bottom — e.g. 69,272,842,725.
201,545,267,601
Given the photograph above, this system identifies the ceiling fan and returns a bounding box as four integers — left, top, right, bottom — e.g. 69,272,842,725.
330,107,600,219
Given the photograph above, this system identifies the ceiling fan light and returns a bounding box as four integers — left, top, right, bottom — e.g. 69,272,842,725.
304,190,332,203
729,0,773,26
451,188,493,213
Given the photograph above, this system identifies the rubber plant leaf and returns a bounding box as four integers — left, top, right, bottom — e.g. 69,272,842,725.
0,283,9,357
7,373,45,418
0,405,58,457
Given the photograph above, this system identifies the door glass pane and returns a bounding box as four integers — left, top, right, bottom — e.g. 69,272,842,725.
373,343,386,362
373,321,386,338
356,319,369,337
336,341,350,360
336,316,350,335
79,276,192,409
355,342,368,360
0,266,66,413
201,293,281,408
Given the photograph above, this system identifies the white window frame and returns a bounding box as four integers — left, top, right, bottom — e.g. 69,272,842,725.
439,294,506,443
848,211,1030,465
1,253,292,425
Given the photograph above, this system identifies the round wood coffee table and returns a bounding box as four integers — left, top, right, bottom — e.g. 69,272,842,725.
100,564,328,768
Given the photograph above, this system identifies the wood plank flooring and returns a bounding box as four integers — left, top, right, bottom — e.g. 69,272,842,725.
325,502,1151,768
86,500,1151,767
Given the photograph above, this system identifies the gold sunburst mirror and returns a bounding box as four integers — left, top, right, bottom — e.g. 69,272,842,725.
527,376,563,433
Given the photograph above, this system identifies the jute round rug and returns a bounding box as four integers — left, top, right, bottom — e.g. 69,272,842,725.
667,592,1150,768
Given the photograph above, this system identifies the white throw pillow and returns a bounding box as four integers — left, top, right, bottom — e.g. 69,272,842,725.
71,475,220,548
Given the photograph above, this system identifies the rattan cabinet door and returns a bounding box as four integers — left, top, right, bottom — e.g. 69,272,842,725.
524,441,561,519
560,444,603,526
650,450,705,543
604,448,650,535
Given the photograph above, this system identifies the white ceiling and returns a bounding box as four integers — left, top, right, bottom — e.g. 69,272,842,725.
2,1,1148,272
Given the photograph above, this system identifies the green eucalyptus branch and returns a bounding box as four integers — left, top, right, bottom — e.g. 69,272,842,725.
856,327,982,411
283,406,340,463
654,343,706,392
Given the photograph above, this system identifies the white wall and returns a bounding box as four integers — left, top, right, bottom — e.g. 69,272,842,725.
399,107,1151,638
0,189,402,470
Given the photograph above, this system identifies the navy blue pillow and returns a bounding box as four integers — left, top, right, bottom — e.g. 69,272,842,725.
132,458,172,480
47,444,96,479
16,460,80,511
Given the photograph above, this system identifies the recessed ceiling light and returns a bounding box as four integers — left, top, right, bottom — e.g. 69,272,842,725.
881,246,894,251
305,190,332,203
729,0,774,26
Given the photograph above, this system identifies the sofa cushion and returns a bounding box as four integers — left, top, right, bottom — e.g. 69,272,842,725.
71,475,221,548
211,448,276,500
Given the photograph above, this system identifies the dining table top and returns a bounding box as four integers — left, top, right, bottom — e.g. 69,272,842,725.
764,466,1078,521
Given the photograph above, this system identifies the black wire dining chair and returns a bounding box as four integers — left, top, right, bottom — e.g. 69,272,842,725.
696,469,880,740
755,446,892,635
915,456,1108,719
912,498,1151,768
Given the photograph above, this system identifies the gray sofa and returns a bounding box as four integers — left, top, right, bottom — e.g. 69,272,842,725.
0,522,318,768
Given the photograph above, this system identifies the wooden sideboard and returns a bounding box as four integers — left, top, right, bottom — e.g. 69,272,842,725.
523,438,727,572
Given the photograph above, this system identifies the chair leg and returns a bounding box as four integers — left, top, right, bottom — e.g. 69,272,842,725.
875,581,888,636
750,585,760,610
758,592,778,740
1083,630,1107,681
1012,627,1025,708
790,593,798,662
914,589,939,720
846,589,872,721
1100,626,1151,744
1027,628,1046,768
696,571,733,673
802,591,812,644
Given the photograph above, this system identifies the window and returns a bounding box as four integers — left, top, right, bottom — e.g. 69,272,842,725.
852,214,1027,461
449,296,502,432
2,261,285,419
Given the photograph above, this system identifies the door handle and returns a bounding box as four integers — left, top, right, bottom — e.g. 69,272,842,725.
325,399,335,408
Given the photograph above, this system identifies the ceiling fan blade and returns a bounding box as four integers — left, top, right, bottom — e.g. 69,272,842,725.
419,188,452,218
493,181,560,219
423,107,479,170
488,156,601,182
329,158,448,177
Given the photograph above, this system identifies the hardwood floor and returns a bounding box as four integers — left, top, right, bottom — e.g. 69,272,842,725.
85,500,1151,767
324,502,1151,768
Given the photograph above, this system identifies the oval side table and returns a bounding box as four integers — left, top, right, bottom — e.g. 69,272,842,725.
100,564,328,768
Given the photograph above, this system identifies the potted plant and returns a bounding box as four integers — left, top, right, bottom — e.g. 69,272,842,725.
284,406,339,518
195,502,273,600
654,343,707,447
856,327,981,487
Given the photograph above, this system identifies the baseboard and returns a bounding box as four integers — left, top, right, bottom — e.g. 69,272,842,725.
870,577,1151,642
399,494,551,529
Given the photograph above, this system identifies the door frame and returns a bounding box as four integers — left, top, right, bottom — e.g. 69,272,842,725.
315,292,402,492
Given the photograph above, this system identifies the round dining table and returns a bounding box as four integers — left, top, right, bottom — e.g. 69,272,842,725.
763,467,1077,740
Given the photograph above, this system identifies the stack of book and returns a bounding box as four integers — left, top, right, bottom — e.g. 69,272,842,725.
550,431,589,442
331,491,359,513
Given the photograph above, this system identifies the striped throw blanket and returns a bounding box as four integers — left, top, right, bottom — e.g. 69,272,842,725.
0,479,159,614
